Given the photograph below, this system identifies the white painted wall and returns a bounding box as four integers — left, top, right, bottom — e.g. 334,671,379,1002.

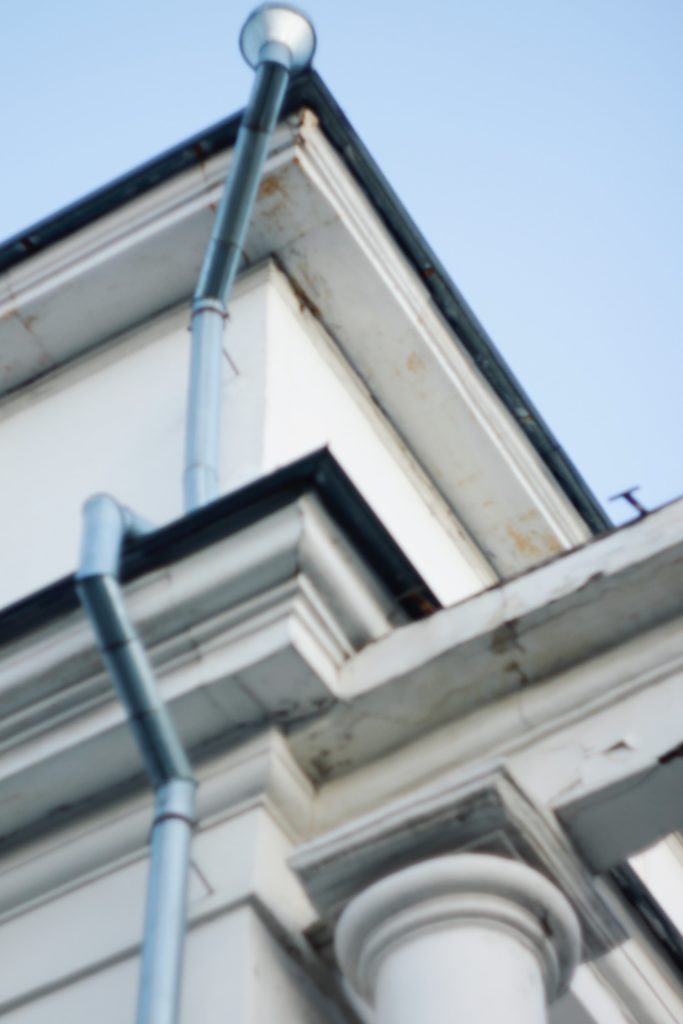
0,899,340,1024
0,263,489,610
0,788,342,1024
0,303,192,607
222,263,491,606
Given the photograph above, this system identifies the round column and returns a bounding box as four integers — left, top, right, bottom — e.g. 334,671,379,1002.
335,854,581,1024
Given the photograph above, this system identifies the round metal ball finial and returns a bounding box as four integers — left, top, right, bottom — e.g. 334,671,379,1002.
240,4,316,72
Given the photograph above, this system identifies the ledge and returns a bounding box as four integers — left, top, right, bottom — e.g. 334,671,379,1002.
0,452,428,848
0,72,607,535
291,761,624,961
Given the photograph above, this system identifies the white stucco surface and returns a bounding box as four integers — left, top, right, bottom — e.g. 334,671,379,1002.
0,265,487,610
1,90,681,1024
0,304,191,606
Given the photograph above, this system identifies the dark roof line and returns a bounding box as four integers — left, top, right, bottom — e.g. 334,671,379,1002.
0,71,610,534
611,864,683,977
0,449,438,647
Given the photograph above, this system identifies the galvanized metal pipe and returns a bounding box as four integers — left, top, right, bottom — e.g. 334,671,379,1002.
185,299,226,509
137,780,195,1024
76,495,196,1024
183,4,316,512
75,12,316,1023
193,60,290,307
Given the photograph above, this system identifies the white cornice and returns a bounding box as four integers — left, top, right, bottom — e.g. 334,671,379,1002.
0,122,294,311
0,107,593,576
292,113,591,555
0,495,395,846
3,494,681,863
294,755,683,1022
291,501,683,870
291,760,624,962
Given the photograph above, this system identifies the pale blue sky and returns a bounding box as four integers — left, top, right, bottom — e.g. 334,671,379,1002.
4,1,682,525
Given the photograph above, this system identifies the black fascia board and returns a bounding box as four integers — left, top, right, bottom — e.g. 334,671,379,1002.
0,71,610,535
610,864,683,977
0,449,439,649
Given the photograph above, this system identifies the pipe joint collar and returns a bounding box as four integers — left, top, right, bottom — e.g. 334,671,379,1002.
154,779,197,827
191,298,227,319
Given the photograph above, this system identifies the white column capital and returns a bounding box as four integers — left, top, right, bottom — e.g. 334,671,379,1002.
336,854,581,1019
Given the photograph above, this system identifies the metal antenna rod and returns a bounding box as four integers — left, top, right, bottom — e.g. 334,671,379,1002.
608,485,648,518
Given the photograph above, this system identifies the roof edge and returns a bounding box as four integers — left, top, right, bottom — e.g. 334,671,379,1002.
0,449,439,648
0,71,610,535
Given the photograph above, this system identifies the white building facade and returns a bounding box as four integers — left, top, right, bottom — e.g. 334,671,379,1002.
1,18,682,1024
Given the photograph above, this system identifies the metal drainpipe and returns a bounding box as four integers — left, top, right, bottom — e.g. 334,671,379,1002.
75,8,315,1023
183,3,316,511
76,495,195,1024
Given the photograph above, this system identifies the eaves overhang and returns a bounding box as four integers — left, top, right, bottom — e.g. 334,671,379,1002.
0,448,438,649
0,71,609,536
0,449,438,850
293,495,683,797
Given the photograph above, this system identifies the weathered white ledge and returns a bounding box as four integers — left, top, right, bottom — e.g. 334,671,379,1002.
0,495,395,844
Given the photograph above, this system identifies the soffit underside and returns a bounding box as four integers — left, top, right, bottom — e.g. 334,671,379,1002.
0,109,591,576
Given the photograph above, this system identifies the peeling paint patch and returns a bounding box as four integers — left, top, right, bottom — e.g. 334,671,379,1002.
602,738,638,761
542,532,563,555
505,524,562,558
405,351,426,376
490,621,524,656
577,571,605,594
659,741,683,765
0,308,38,337
506,523,543,557
259,174,285,198
286,274,323,320
504,660,530,687
19,313,37,334
310,749,334,780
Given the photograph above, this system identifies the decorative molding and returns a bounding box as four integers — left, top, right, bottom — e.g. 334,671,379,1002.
264,260,495,588
0,729,314,924
293,500,683,795
0,496,393,846
290,118,591,561
335,855,581,1004
291,761,625,960
1,109,592,577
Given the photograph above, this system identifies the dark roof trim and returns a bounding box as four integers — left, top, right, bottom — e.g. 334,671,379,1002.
0,449,438,648
0,72,610,534
611,864,683,976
